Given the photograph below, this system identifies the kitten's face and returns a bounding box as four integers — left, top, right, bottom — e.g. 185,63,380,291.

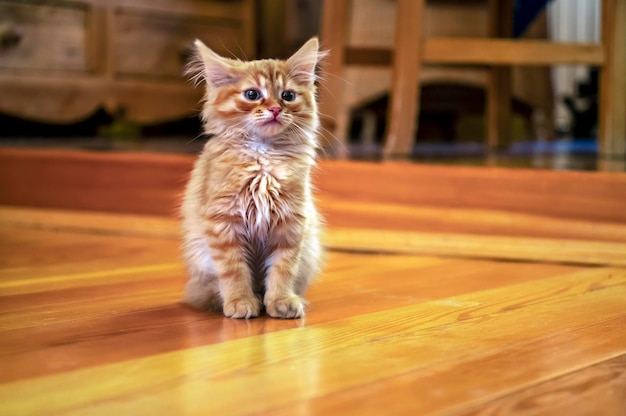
192,38,322,140
214,61,316,138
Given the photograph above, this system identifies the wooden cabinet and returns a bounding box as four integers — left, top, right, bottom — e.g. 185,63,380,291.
0,0,255,124
0,2,89,73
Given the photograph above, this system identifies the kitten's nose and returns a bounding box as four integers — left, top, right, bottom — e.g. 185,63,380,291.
269,107,281,119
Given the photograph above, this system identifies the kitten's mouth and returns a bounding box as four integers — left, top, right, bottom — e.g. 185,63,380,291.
258,117,286,136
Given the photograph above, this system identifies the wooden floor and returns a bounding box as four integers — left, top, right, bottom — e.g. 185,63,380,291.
1,206,625,415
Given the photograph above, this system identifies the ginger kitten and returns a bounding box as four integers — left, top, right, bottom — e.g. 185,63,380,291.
181,38,325,319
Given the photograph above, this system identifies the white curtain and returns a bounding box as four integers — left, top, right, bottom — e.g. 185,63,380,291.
547,0,600,132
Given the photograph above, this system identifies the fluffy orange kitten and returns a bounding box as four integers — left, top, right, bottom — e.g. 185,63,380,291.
181,38,325,319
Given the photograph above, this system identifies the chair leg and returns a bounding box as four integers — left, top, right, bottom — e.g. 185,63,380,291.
486,0,513,152
383,0,426,160
319,0,350,158
598,0,626,171
487,68,512,151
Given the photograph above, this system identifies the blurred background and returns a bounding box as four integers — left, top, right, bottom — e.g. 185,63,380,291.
0,0,620,170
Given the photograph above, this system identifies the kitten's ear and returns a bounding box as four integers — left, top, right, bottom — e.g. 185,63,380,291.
287,37,326,85
189,39,243,87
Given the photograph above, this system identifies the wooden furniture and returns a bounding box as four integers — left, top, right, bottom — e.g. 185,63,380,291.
0,148,625,413
320,0,625,170
0,0,255,124
257,0,322,59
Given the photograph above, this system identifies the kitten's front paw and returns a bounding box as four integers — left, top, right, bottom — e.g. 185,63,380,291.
265,296,305,319
223,297,261,319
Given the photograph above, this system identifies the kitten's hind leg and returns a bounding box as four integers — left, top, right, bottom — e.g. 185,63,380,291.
183,270,222,311
293,232,324,297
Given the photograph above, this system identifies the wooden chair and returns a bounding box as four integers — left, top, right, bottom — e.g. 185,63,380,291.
319,0,625,170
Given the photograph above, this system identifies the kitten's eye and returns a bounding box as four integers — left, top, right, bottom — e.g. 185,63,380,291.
281,91,296,102
244,89,262,101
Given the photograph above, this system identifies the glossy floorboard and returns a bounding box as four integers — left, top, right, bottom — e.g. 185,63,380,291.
0,208,624,415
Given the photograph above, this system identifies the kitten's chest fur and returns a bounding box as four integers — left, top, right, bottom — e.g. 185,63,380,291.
239,143,290,237
207,139,304,244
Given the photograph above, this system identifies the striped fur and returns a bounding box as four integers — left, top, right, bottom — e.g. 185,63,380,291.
181,38,324,319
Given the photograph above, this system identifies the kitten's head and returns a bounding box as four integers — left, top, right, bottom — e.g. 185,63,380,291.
190,38,324,142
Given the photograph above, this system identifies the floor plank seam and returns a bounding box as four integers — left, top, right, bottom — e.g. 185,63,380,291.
328,246,613,268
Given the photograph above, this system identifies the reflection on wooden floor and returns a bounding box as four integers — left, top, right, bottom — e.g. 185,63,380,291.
1,206,625,415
